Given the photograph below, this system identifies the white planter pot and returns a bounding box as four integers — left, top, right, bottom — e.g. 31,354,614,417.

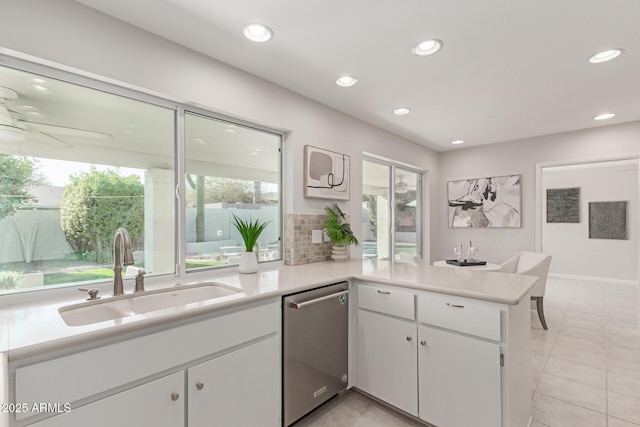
331,245,349,261
238,251,259,274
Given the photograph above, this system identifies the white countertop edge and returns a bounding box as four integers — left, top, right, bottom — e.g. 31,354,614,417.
2,260,538,359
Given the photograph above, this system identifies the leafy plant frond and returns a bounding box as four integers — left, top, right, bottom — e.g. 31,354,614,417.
324,204,359,247
232,214,271,252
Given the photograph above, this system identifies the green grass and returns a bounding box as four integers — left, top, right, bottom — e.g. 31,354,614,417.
44,268,115,286
186,260,227,269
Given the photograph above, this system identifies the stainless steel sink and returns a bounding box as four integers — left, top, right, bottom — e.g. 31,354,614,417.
59,282,243,326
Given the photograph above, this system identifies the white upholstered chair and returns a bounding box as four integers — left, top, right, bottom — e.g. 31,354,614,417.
499,252,552,330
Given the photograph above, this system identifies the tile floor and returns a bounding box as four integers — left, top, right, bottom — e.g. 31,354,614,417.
297,277,640,427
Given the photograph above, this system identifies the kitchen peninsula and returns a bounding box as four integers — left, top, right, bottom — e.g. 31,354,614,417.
2,259,538,427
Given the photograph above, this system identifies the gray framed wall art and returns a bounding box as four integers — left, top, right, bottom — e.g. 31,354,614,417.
304,145,350,200
589,201,627,239
448,174,521,227
546,188,580,223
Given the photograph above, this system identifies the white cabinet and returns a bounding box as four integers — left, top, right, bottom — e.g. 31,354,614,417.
11,299,280,427
188,336,280,427
30,372,185,427
355,281,530,427
356,310,417,416
418,325,501,427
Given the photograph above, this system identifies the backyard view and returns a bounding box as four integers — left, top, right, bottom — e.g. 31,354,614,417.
0,63,281,295
0,155,147,290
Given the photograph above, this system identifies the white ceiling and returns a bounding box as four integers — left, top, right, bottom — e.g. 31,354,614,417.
73,0,640,152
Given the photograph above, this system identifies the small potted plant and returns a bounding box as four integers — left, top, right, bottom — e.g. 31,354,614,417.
232,214,270,273
324,204,359,261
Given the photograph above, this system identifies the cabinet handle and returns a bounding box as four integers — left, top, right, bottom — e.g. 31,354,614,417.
377,290,391,295
446,302,465,308
420,340,427,346
406,336,413,342
196,382,205,390
171,392,180,401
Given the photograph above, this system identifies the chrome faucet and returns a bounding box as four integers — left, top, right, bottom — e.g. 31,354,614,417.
113,228,135,296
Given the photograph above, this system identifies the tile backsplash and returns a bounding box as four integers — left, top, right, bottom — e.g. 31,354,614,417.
284,213,333,265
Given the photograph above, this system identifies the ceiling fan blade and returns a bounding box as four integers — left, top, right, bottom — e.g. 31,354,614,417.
28,131,73,148
25,122,112,140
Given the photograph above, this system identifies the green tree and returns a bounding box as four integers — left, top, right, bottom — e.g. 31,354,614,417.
205,178,253,203
0,154,39,219
59,167,144,262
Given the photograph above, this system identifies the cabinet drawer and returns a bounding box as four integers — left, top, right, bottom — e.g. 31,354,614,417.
358,284,415,320
417,294,501,341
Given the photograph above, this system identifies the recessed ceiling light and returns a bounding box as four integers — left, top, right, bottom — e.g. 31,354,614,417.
250,151,260,156
225,128,237,134
27,111,44,117
412,39,443,56
593,113,615,120
243,23,273,42
589,49,623,64
393,107,411,115
451,139,465,145
336,76,358,87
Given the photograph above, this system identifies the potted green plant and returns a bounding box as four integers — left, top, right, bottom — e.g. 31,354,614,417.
324,204,359,261
232,214,271,273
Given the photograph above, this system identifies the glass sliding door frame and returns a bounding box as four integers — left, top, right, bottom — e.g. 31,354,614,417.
363,157,423,261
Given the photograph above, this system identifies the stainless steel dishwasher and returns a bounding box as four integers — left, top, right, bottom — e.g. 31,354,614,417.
283,282,349,426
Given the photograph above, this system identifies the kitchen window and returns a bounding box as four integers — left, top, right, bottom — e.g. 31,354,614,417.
183,112,281,273
362,158,422,261
0,60,281,295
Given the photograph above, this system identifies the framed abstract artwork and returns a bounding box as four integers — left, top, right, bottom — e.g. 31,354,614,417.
546,188,580,223
304,145,350,200
589,201,627,239
447,174,521,228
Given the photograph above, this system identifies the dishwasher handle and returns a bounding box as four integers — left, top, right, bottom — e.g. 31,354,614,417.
289,290,350,310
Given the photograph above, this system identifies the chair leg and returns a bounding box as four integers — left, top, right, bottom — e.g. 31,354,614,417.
532,296,548,330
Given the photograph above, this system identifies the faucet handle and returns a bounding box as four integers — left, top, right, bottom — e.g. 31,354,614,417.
134,269,146,293
79,288,101,301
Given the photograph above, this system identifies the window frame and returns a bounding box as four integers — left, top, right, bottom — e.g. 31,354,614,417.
0,53,284,299
362,156,423,261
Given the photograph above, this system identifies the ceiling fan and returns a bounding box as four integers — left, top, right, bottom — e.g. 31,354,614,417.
0,86,112,148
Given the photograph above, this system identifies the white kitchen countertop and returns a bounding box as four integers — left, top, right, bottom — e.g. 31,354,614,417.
0,259,538,359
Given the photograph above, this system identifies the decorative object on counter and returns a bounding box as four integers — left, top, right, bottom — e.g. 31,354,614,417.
447,174,521,228
588,201,627,239
232,214,271,273
546,187,580,223
453,243,463,262
466,240,478,262
304,145,350,200
445,259,487,267
324,204,358,261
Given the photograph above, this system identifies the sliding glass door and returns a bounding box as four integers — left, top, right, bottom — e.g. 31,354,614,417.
362,158,422,261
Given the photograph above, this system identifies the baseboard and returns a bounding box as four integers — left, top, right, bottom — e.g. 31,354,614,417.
549,273,638,286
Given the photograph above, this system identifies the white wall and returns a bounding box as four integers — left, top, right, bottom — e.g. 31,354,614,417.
542,161,638,281
1,0,440,260
439,121,640,272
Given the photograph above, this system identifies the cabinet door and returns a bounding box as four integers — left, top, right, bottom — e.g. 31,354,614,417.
418,326,501,427
188,336,280,427
29,371,184,427
357,310,418,416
